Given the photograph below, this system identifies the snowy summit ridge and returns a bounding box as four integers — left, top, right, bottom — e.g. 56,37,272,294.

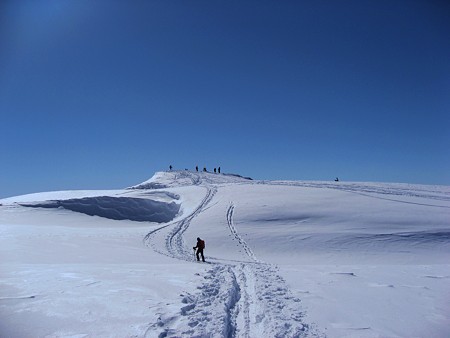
129,170,252,190
1,171,449,337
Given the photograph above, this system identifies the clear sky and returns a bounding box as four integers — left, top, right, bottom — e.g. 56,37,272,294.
1,0,449,198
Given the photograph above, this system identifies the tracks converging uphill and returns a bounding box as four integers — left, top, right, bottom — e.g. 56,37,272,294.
143,173,314,337
143,185,216,261
173,202,311,337
166,186,216,261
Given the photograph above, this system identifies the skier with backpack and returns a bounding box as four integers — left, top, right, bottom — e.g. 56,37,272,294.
193,237,205,262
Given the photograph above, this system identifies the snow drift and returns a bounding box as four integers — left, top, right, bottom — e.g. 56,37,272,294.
20,196,180,223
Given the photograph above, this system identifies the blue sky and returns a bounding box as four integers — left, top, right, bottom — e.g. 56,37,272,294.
1,0,449,198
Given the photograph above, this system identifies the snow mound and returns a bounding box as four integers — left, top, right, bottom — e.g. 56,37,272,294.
20,196,180,223
129,170,252,189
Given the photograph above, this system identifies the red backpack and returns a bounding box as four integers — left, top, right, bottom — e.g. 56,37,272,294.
198,239,205,249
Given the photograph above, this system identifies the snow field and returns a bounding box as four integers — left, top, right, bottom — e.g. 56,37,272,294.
1,171,449,337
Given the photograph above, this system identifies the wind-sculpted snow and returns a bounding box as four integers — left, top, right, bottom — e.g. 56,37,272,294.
129,182,169,190
20,196,180,223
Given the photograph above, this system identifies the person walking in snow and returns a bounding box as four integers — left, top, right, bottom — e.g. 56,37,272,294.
193,237,205,262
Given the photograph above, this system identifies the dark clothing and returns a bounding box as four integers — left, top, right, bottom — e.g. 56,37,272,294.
193,238,205,262
196,248,205,262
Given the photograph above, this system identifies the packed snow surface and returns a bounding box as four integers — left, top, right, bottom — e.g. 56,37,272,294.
1,171,449,337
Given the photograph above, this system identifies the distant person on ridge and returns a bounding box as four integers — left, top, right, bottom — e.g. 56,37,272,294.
169,165,173,171
218,167,221,174
193,237,205,262
196,166,198,172
214,168,217,173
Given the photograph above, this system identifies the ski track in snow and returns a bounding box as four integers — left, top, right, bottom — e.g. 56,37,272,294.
165,186,217,261
258,180,450,207
226,203,259,263
173,263,310,338
144,173,317,337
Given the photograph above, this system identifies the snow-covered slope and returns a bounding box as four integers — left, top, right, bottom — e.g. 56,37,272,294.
1,171,449,337
129,170,252,189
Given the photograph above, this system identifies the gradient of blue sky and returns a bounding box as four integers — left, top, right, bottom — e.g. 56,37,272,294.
1,0,449,198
